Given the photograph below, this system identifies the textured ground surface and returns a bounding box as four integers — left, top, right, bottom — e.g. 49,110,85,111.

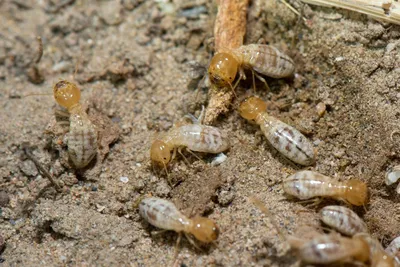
0,0,399,266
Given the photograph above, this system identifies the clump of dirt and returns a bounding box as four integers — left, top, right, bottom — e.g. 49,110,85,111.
0,0,399,266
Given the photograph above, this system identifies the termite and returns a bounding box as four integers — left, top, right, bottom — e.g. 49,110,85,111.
288,233,370,264
319,205,368,236
357,233,399,267
386,236,400,264
208,44,295,91
250,197,370,265
150,107,230,169
239,96,315,166
282,170,368,206
53,80,98,168
139,197,219,246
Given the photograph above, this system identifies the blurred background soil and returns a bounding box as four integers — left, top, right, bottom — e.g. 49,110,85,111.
0,0,399,266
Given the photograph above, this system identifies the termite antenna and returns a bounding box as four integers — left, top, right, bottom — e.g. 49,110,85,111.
22,92,53,98
249,196,286,241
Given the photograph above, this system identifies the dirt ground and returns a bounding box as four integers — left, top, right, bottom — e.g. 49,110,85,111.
1,0,400,266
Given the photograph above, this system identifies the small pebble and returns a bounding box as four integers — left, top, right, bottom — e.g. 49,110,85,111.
19,160,38,177
315,102,326,117
0,192,9,207
120,176,129,183
211,153,227,166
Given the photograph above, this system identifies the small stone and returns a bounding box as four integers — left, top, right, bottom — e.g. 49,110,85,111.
155,180,170,197
315,102,326,117
0,192,9,207
120,176,129,183
19,160,38,177
217,190,235,206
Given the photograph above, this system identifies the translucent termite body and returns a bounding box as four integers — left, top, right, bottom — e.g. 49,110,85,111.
53,80,98,168
386,236,400,264
208,44,295,88
139,197,219,243
150,109,230,167
288,234,370,264
358,234,399,267
283,170,368,206
319,205,368,236
239,96,315,166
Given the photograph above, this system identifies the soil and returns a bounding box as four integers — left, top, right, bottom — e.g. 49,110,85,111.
0,0,400,266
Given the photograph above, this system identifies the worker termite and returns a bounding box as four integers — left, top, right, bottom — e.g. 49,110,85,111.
386,236,400,264
139,197,219,248
282,170,368,206
288,233,370,264
208,44,295,91
319,205,368,236
250,197,370,265
239,96,315,166
53,80,98,168
150,108,230,169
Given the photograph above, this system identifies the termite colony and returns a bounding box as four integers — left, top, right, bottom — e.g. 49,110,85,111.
26,0,400,265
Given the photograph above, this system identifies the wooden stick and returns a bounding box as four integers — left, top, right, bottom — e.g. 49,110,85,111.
214,0,249,52
204,0,249,124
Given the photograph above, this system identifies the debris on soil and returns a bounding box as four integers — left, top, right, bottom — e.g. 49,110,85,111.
204,0,249,124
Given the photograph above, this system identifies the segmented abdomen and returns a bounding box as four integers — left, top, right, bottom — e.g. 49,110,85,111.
319,206,368,236
139,197,189,232
172,124,230,153
298,235,362,264
68,114,97,168
259,115,315,166
283,171,338,199
237,44,295,78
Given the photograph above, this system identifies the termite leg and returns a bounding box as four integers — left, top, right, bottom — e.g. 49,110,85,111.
186,148,204,163
251,69,256,93
296,198,323,208
253,71,270,91
184,232,204,251
172,232,182,266
171,148,177,162
183,105,205,125
178,147,191,166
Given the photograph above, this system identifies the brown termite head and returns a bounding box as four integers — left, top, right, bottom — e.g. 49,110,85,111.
344,179,368,206
150,140,173,166
208,52,238,88
189,216,219,243
53,80,81,110
352,235,371,263
239,96,267,121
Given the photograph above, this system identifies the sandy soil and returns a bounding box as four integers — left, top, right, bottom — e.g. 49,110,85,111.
0,0,399,266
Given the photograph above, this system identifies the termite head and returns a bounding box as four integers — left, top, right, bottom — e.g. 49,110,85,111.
189,216,219,243
150,140,172,166
351,236,370,263
53,80,81,110
344,179,368,206
208,52,238,88
239,96,267,121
